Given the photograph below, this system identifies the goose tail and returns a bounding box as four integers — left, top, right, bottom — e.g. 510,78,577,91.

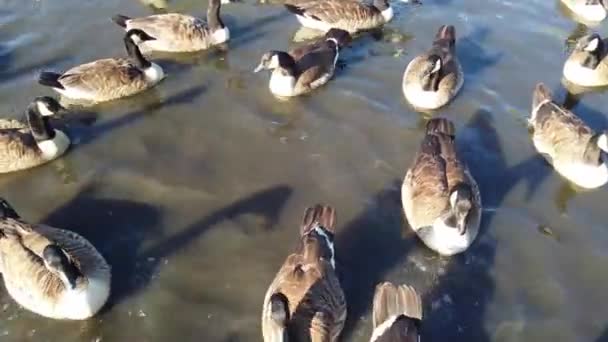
38,72,64,90
435,24,456,46
300,204,336,236
532,83,552,109
371,282,422,340
426,117,455,137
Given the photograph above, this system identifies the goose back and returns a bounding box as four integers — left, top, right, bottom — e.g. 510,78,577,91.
55,58,156,102
262,205,346,341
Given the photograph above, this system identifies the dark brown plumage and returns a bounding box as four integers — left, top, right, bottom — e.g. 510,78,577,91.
262,205,346,341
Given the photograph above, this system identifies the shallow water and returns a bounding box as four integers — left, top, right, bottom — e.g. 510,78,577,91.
0,0,607,341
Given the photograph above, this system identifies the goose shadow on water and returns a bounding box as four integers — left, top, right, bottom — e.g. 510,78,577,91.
224,11,291,50
458,26,503,82
421,109,552,341
336,179,418,340
64,84,206,150
41,183,292,311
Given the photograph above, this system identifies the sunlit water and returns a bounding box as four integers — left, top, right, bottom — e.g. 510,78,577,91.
0,0,607,341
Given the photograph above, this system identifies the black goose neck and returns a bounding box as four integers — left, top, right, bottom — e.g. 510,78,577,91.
207,0,224,30
124,35,151,69
26,105,55,142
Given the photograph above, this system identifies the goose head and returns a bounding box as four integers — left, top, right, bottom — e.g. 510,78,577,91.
43,245,84,290
325,28,352,49
421,54,443,91
33,96,65,117
127,28,157,45
26,97,63,142
124,29,156,69
575,34,604,69
254,51,297,74
447,183,473,235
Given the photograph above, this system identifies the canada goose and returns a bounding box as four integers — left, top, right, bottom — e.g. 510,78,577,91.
284,0,396,34
38,29,164,102
0,97,70,173
560,0,607,22
402,118,482,256
111,0,229,53
262,204,346,341
402,25,462,110
530,83,608,189
254,29,350,97
370,282,422,342
0,198,111,320
563,33,608,87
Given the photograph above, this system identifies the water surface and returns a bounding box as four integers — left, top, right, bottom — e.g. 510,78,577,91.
0,0,608,341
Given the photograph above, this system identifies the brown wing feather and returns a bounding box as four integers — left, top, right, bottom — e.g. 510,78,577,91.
533,103,594,158
0,130,45,173
0,119,27,130
435,133,467,188
60,59,149,99
404,135,450,228
299,0,382,28
127,14,212,51
372,282,421,342
294,47,338,93
0,219,65,300
266,255,345,341
264,205,345,341
33,224,110,279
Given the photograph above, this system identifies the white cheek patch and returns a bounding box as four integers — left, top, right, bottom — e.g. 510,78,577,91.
585,37,600,52
449,190,458,208
432,59,442,73
268,55,280,69
37,102,55,116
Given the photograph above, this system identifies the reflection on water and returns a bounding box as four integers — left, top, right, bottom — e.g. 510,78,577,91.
1,0,608,341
